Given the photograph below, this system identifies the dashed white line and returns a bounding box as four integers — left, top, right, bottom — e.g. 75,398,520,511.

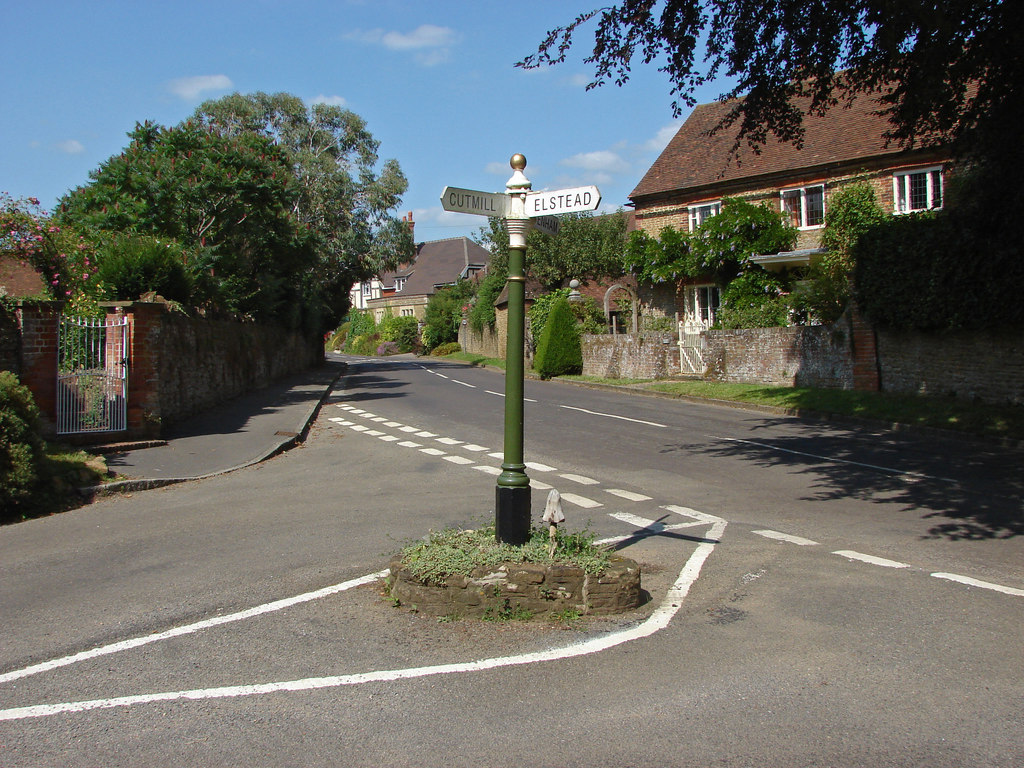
610,512,666,531
349,425,369,432
419,448,445,457
560,493,603,509
560,405,667,429
525,461,557,473
398,441,422,448
473,465,502,476
752,529,819,546
443,455,475,465
416,431,438,438
461,444,490,452
436,437,464,446
378,435,400,442
931,573,1024,597
560,473,598,486
364,430,385,437
606,489,652,502
833,550,910,569
452,380,476,388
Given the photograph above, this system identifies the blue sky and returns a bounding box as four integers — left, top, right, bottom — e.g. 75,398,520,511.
2,1,725,242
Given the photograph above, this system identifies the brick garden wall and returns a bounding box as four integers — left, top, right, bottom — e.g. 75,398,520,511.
582,333,680,379
704,325,855,389
876,328,1023,405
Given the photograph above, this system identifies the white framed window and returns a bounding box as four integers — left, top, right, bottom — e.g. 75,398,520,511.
361,281,372,297
395,277,406,292
781,185,825,229
893,167,943,213
688,201,721,231
401,308,415,317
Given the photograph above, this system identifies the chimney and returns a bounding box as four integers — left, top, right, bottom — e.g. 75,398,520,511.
404,211,414,242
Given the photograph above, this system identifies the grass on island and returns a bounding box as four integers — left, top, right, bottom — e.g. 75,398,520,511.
397,525,610,588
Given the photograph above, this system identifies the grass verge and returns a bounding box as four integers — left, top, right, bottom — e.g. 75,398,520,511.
568,376,1024,441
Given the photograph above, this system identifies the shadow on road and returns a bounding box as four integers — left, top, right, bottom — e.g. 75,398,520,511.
661,418,1024,540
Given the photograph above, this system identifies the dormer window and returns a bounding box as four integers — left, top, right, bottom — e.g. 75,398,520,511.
395,277,406,292
688,201,721,231
893,167,943,213
781,185,825,229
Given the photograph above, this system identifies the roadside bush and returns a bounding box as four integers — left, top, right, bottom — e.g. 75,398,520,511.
0,372,46,522
431,342,462,356
421,281,473,351
376,341,400,356
378,315,420,353
94,234,194,304
344,311,377,352
348,333,381,356
324,321,350,351
533,297,582,379
716,270,792,329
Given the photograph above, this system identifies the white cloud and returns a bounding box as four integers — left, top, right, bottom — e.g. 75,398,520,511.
644,121,683,152
168,74,233,100
560,150,631,175
312,94,347,107
347,25,458,66
56,139,84,154
565,73,590,88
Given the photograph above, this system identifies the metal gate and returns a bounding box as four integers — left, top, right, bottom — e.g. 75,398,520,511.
57,315,129,435
678,318,707,375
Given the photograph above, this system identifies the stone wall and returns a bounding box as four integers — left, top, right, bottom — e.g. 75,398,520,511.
582,333,680,379
876,328,1023,405
704,325,854,389
104,302,322,435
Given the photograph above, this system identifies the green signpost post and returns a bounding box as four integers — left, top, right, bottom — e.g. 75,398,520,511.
440,154,600,544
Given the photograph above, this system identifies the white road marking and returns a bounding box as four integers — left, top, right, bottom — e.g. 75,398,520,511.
0,571,388,686
473,465,502,476
710,436,958,484
606,489,652,502
453,380,476,388
931,573,1024,597
399,426,420,433
349,425,369,432
560,405,667,429
416,431,438,438
436,437,463,446
443,455,475,465
663,505,724,526
461,444,490,452
398,441,422,448
371,417,388,423
419,448,446,456
752,530,819,546
525,462,557,473
486,390,504,397
364,430,385,437
383,421,402,428
833,550,910,569
0,521,727,722
488,452,504,459
347,408,365,414
610,512,666,531
560,473,598,486
359,412,377,419
378,435,400,442
531,480,553,490
560,493,603,509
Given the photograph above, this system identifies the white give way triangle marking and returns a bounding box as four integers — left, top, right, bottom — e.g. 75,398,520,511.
0,512,726,722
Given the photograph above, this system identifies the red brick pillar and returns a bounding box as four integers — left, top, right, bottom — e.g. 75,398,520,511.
111,301,166,439
850,305,880,391
16,300,62,436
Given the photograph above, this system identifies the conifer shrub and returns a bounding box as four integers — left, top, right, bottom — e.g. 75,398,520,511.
533,296,582,379
0,372,47,522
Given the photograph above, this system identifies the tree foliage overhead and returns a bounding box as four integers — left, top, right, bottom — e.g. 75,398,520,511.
518,1,1022,158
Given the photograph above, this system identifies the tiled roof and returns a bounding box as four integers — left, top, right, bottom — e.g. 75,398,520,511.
631,95,937,202
385,237,491,298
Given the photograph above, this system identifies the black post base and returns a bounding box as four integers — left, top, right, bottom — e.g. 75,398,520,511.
495,486,531,545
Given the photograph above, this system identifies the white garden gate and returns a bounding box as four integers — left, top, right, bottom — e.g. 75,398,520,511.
56,315,129,435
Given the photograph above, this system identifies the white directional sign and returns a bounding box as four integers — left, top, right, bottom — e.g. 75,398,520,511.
524,185,601,217
532,215,560,236
440,186,509,217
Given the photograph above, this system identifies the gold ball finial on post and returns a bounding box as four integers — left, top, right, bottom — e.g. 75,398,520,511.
510,153,527,171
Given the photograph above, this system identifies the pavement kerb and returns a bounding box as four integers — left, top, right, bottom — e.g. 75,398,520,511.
438,356,1024,451
83,362,346,499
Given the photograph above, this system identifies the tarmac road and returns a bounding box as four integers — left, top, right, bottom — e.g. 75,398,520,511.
1,353,1022,767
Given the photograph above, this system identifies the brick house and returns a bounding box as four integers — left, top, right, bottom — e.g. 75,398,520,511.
349,214,490,323
629,95,950,330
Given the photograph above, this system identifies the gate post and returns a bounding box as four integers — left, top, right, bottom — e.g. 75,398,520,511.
105,301,166,439
16,299,62,437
